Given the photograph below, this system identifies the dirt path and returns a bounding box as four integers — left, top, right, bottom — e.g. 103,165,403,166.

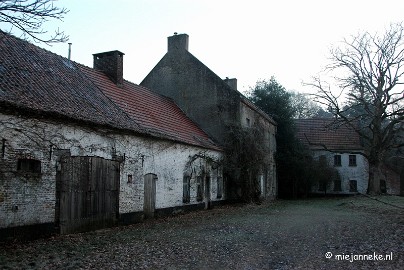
1,195,403,269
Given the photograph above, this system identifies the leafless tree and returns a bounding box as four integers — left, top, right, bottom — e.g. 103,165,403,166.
306,23,404,194
0,0,68,44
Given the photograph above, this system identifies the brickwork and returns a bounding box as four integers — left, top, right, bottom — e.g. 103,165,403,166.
93,50,124,85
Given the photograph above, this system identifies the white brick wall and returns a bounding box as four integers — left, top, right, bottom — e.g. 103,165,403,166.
0,113,223,229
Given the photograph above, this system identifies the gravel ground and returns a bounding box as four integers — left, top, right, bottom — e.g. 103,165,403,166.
0,195,403,270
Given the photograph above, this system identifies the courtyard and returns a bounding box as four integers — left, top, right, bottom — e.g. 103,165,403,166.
1,195,403,269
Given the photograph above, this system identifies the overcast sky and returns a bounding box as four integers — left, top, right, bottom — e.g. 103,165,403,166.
40,0,404,94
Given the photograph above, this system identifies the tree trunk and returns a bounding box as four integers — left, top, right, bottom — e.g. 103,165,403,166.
367,163,382,195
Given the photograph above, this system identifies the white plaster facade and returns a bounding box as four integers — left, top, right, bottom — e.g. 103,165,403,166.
311,150,369,194
0,113,224,229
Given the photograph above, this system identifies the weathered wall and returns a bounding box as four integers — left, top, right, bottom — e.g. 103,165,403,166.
141,50,240,145
141,37,278,199
0,113,223,229
239,101,277,198
311,151,369,194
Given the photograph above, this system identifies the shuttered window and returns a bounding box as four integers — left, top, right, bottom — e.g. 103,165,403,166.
183,175,191,203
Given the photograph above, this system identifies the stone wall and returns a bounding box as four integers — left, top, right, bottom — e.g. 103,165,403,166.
0,113,223,230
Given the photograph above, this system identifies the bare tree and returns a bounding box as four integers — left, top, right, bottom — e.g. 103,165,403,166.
306,23,404,194
0,0,68,44
289,91,330,119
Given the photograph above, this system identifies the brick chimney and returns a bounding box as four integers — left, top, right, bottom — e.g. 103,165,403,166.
93,50,124,86
168,33,189,52
224,77,237,90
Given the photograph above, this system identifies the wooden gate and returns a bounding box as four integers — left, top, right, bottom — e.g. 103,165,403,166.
143,173,157,218
56,156,120,234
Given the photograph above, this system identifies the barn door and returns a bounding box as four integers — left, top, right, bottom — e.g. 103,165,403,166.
56,156,120,234
143,173,157,218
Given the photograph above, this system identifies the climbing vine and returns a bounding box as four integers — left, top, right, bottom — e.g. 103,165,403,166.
223,123,270,202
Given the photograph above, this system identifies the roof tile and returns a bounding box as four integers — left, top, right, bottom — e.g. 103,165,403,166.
0,31,220,151
295,118,363,151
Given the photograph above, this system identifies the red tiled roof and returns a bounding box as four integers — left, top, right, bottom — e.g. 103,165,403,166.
295,118,363,151
79,65,219,150
0,31,220,151
0,31,140,131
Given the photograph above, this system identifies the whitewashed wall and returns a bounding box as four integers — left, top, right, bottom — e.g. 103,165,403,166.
312,150,369,194
0,113,223,229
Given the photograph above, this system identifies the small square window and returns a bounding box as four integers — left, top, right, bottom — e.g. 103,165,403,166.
17,158,41,173
334,155,341,166
349,155,357,166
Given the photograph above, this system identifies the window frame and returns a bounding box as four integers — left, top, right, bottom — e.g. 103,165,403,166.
349,155,357,167
333,180,342,191
349,180,358,192
334,155,341,167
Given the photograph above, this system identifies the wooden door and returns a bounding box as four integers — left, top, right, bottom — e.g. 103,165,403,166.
56,156,120,234
143,173,157,218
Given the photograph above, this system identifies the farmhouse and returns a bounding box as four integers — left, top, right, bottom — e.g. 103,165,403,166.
296,118,401,195
141,33,277,200
295,118,369,194
0,31,225,239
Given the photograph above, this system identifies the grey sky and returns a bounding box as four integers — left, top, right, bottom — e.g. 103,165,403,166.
39,0,404,94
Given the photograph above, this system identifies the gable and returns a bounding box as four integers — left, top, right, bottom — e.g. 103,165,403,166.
141,34,276,144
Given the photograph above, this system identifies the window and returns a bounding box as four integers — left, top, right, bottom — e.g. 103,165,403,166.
246,118,251,127
334,155,341,166
380,180,387,194
196,176,203,202
217,176,223,199
17,158,41,173
333,180,342,191
349,180,357,192
183,175,191,203
349,155,357,166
